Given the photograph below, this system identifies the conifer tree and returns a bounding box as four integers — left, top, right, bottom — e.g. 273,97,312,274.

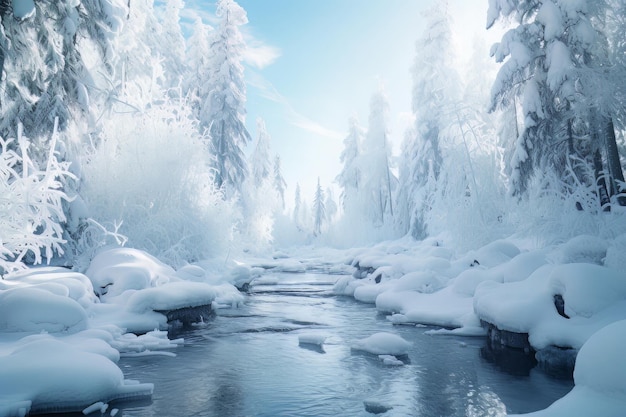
273,155,287,210
313,178,326,236
200,0,252,194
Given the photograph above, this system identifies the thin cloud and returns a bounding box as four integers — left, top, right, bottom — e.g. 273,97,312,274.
247,70,343,140
243,41,281,69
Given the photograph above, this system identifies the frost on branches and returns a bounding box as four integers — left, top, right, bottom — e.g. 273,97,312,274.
0,123,71,275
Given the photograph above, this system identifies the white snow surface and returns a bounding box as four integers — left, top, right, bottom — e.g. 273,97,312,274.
0,246,248,415
0,337,153,416
333,234,626,354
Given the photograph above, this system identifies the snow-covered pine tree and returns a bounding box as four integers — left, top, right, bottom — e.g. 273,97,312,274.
293,183,302,229
185,15,212,108
199,0,252,195
360,86,395,227
324,187,338,225
273,155,287,210
336,115,363,215
396,3,460,239
313,177,326,236
488,0,626,206
251,118,272,187
0,0,125,141
159,0,187,93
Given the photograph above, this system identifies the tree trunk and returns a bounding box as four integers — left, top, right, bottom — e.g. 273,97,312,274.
603,117,626,206
593,149,611,212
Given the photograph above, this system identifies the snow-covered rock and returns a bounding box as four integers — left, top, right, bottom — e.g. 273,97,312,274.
352,332,411,356
511,320,626,416
474,263,626,350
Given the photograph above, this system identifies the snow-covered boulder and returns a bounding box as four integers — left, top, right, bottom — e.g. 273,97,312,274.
352,332,411,356
510,320,626,416
86,247,176,300
474,263,626,350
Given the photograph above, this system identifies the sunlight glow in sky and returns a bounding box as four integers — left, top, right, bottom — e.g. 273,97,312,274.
186,0,499,208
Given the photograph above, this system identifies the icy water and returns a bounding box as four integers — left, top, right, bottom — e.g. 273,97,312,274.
113,272,573,417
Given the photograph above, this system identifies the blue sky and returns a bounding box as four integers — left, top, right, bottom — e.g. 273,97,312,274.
184,0,498,208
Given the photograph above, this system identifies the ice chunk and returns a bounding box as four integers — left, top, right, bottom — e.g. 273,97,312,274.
378,354,404,366
352,332,411,356
298,333,327,346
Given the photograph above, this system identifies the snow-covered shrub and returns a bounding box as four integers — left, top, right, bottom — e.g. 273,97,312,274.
511,162,626,246
426,144,511,252
0,124,71,274
80,102,236,268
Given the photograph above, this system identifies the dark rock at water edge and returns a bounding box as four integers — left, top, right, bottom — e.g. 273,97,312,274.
156,304,214,327
364,401,393,414
481,320,533,352
352,261,376,279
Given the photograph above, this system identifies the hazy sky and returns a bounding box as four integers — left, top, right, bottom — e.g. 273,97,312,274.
184,0,500,207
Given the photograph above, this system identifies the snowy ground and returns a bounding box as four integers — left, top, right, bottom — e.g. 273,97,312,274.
1,232,625,415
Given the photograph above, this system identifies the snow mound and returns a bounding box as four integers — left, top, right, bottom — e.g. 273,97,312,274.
125,281,225,313
0,287,88,333
87,247,176,300
0,338,153,415
352,332,411,356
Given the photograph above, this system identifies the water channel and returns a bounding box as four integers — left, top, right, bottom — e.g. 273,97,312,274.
111,272,573,416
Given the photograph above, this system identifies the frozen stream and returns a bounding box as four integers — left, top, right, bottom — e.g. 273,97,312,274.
112,272,573,416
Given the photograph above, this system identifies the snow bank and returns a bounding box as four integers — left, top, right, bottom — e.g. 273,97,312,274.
474,263,626,350
0,338,153,415
333,233,626,355
511,320,626,417
0,287,88,333
85,247,245,332
352,332,411,356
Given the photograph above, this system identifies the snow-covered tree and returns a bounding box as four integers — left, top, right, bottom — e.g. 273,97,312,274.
293,183,302,228
324,187,338,225
488,0,626,206
0,124,71,274
250,118,272,187
313,178,326,235
336,115,363,213
0,1,125,140
360,86,395,227
198,0,252,194
273,155,287,210
159,0,187,92
396,3,460,238
185,16,212,104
